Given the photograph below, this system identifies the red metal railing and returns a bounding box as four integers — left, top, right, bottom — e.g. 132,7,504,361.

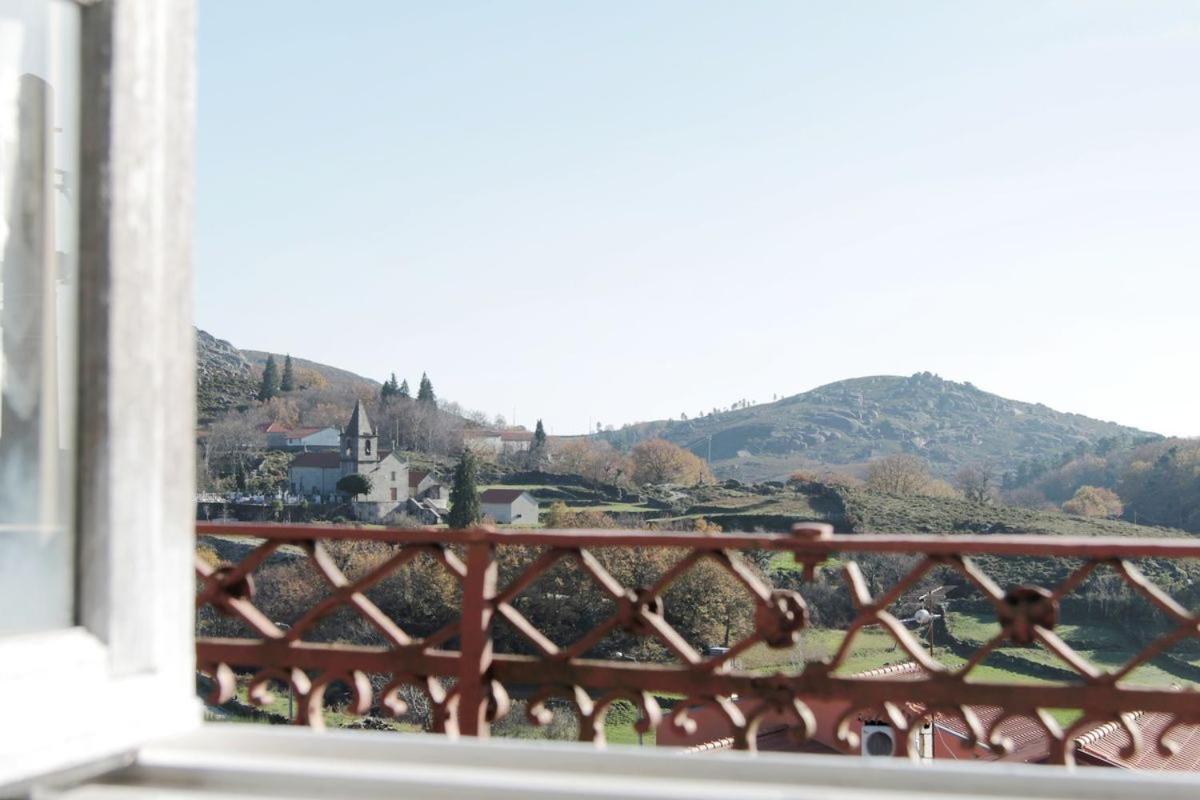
195,521,1200,764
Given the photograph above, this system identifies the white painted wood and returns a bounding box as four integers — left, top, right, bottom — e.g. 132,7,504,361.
0,0,199,790
36,726,1200,800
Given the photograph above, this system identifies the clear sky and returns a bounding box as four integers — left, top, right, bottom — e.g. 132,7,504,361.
196,2,1200,437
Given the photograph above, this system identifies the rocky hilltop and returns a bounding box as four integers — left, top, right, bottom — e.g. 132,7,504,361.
196,328,257,421
603,373,1157,482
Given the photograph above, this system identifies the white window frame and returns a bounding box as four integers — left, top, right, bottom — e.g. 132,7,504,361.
0,0,197,789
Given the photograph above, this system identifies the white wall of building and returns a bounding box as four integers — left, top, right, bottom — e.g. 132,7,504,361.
482,493,539,525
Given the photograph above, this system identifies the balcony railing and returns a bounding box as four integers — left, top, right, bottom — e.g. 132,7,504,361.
195,521,1200,765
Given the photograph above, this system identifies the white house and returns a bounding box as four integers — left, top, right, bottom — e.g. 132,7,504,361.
480,488,539,525
463,428,534,457
263,423,339,451
409,469,448,510
288,451,342,495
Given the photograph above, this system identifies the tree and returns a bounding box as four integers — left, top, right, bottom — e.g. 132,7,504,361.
205,412,266,483
336,473,372,500
1063,485,1124,518
417,372,436,407
294,367,328,391
381,373,400,403
865,455,932,496
280,354,296,392
447,449,481,529
263,396,300,428
248,451,293,495
533,419,547,449
552,438,630,485
955,463,995,504
258,355,280,401
398,379,411,400
630,439,713,486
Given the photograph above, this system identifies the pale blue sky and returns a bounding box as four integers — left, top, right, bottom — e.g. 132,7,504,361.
196,2,1200,436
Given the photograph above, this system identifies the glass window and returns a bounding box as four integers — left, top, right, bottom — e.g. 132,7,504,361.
0,0,80,634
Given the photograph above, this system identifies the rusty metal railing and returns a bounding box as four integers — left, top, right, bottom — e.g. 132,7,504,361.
195,521,1200,764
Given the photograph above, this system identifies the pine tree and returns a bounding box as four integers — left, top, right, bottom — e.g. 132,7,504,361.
398,379,411,400
447,449,481,529
417,372,436,406
381,372,399,403
533,419,547,450
280,354,296,392
258,355,280,401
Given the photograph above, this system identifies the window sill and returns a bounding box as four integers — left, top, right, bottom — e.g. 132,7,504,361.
0,629,199,790
38,724,1200,800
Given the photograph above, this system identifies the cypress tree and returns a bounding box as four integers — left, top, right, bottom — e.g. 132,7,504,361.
417,372,436,406
533,419,547,449
280,354,296,392
398,379,411,400
447,449,481,529
258,355,280,401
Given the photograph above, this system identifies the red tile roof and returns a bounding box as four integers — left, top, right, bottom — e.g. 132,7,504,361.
408,469,429,488
480,488,528,504
684,661,1200,771
291,452,340,468
1075,712,1200,770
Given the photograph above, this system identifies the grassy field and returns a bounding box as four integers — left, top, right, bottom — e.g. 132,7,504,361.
220,676,663,745
947,609,1200,689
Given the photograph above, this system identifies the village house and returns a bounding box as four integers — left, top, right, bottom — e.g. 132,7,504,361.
408,469,448,510
480,488,539,525
261,422,339,451
287,402,408,518
463,428,535,457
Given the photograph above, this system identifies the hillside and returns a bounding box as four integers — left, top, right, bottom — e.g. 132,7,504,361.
241,349,379,395
601,373,1156,482
196,329,257,421
196,327,381,422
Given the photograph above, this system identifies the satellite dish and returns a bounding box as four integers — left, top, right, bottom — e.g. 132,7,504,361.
913,608,933,625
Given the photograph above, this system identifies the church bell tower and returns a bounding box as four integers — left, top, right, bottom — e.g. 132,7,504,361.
340,400,379,473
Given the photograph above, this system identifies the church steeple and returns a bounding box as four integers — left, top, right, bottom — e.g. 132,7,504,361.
341,400,379,469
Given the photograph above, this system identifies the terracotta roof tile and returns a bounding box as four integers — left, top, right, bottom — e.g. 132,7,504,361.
291,452,340,468
480,488,527,504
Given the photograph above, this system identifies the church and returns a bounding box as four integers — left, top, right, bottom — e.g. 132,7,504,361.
288,401,409,518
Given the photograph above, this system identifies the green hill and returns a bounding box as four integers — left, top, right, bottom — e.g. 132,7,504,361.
602,373,1156,483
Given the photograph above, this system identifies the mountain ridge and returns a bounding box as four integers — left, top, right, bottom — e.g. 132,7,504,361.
599,372,1158,482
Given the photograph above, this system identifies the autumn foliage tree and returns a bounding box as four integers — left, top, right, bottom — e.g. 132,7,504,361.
629,439,713,487
1063,485,1124,518
865,455,933,496
551,438,630,485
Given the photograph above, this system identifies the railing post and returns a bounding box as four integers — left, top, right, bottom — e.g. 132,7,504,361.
457,532,497,737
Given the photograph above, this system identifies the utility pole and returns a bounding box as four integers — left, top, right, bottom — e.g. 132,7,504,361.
707,434,713,464
927,594,935,657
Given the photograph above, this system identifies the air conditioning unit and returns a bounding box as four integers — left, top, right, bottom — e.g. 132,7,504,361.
860,721,935,759
861,722,896,757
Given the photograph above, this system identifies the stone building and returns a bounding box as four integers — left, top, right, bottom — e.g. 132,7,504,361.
288,401,408,518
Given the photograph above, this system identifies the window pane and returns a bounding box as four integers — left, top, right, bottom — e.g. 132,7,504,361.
0,0,79,634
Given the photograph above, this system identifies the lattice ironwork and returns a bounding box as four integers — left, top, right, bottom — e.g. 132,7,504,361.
196,521,1200,764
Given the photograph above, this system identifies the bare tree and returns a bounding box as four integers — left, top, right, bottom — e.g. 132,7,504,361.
865,455,932,495
955,463,995,504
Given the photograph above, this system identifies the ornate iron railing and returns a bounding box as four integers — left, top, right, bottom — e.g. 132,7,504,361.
195,521,1200,765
